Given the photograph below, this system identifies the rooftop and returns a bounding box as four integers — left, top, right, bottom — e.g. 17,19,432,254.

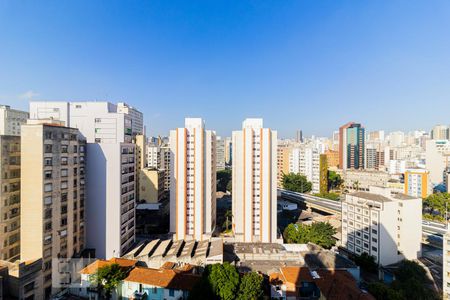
80,258,137,275
348,192,392,203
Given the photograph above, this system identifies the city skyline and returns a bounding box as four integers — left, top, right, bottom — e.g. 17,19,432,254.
1,1,450,137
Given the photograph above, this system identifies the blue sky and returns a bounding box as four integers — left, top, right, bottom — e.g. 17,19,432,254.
1,1,449,138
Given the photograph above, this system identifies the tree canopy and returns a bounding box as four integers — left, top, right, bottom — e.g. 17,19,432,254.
283,222,336,249
282,172,312,193
328,171,343,191
189,263,263,300
423,192,450,221
217,169,232,192
90,263,129,299
368,260,438,300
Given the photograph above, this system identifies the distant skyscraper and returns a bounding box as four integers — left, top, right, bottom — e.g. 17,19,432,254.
169,118,216,241
431,124,449,140
339,122,365,169
232,118,278,243
296,130,303,143
29,101,140,258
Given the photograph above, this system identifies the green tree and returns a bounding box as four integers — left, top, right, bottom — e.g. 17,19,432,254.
226,180,232,193
90,263,129,299
224,210,232,231
237,272,264,300
207,263,240,300
368,282,404,300
392,260,438,300
313,192,340,201
327,171,343,191
217,169,232,192
319,154,328,194
353,252,378,273
423,192,450,220
283,222,336,249
282,172,312,193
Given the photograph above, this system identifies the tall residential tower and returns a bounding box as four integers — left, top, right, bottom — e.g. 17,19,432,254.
232,118,278,243
169,118,217,241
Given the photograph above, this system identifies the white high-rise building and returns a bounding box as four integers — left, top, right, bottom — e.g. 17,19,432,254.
0,105,29,136
29,101,140,258
232,118,278,243
169,118,217,241
341,186,422,266
289,146,320,193
147,142,160,169
425,139,450,185
431,125,449,140
117,102,144,135
216,136,226,170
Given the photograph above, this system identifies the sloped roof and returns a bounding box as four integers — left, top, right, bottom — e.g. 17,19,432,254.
79,258,137,275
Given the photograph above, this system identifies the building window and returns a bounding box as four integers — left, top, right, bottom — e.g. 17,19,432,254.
169,289,175,297
44,144,53,153
44,183,52,192
61,169,68,177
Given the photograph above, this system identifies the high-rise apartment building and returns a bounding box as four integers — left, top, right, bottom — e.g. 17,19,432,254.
0,136,21,261
232,118,278,243
224,137,232,166
147,142,160,169
404,169,431,198
338,122,353,169
341,186,421,266
0,105,29,136
29,101,140,258
160,142,171,192
169,118,217,241
289,146,321,193
20,119,86,297
365,146,377,170
117,102,144,135
216,136,226,170
277,143,292,188
431,125,449,140
425,139,450,185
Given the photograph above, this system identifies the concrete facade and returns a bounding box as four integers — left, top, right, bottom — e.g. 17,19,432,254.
169,118,217,241
0,136,20,262
0,105,28,136
232,118,278,243
20,120,86,297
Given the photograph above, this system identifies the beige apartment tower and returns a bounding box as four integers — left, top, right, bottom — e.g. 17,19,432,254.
232,118,278,243
169,118,217,241
0,136,21,261
20,119,86,298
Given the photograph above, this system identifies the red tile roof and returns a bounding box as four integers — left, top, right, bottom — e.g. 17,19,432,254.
79,258,137,275
124,267,200,291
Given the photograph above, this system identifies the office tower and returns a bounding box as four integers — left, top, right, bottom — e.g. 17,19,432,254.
404,169,431,198
296,130,303,143
289,146,320,193
0,136,21,261
216,136,226,170
431,124,449,140
338,122,353,169
341,186,421,266
346,123,365,169
224,137,232,166
169,118,217,241
20,119,86,297
29,101,140,258
425,139,450,185
277,143,292,188
232,118,277,243
117,102,144,135
0,105,29,136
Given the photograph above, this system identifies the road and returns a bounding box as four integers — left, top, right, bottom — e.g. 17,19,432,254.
279,189,448,237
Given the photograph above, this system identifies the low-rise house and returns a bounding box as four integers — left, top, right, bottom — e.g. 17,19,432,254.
269,266,374,300
77,257,200,300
